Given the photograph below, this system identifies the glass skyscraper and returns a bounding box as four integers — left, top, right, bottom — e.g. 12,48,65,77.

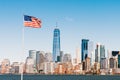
95,44,105,63
118,53,120,68
53,28,60,62
100,45,105,59
81,39,89,62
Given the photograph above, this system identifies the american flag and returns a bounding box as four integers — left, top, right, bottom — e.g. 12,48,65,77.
24,15,41,28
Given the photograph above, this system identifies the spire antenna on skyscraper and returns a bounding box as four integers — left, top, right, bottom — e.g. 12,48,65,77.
56,22,58,28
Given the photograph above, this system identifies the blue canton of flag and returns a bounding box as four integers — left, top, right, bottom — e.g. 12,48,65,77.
24,15,41,28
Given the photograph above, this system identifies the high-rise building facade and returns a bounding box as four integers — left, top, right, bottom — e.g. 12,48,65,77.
95,43,105,63
29,50,37,65
25,57,35,73
81,39,89,62
53,28,61,62
60,51,64,62
109,58,117,69
100,58,107,69
63,53,72,63
95,43,100,62
36,51,40,66
38,51,45,70
76,47,80,64
118,52,120,68
29,50,37,72
85,57,91,71
11,62,21,74
0,59,10,74
88,41,94,58
88,41,94,66
45,52,52,62
100,45,105,59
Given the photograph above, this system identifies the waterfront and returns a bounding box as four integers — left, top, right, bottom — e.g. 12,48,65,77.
0,75,120,80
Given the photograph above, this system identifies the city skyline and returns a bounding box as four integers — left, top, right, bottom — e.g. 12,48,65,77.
0,0,120,62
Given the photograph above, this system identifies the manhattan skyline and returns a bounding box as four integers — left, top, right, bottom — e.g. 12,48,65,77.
0,0,120,62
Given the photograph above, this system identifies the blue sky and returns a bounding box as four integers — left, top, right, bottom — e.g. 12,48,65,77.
0,0,120,62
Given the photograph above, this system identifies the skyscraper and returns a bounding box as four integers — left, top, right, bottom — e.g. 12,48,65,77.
29,50,37,72
100,45,105,59
53,28,61,62
76,47,80,64
1,59,10,74
36,51,40,66
45,52,52,62
100,58,107,69
81,39,89,62
95,43,105,63
88,41,94,66
29,50,37,65
60,51,64,62
88,41,94,58
25,57,35,73
118,52,120,68
63,53,72,63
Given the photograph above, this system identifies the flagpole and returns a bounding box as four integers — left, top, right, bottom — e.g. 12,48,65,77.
21,16,25,80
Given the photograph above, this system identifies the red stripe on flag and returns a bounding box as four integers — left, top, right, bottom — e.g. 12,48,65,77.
24,16,41,28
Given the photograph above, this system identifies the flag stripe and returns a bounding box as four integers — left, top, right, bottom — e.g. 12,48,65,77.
24,15,41,28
